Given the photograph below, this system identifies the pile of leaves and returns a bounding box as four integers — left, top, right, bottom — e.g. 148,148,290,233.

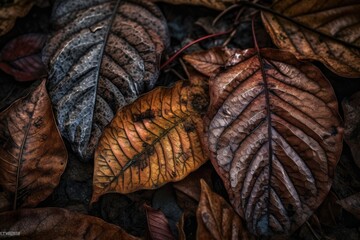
0,0,360,239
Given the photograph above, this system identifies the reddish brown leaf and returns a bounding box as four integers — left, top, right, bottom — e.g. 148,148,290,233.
261,0,360,78
0,34,47,82
337,193,360,219
197,179,254,240
186,47,343,235
342,91,360,169
91,78,208,202
144,204,175,240
0,207,140,239
0,80,67,210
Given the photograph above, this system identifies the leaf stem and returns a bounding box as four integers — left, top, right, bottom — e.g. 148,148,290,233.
235,0,360,50
160,30,232,70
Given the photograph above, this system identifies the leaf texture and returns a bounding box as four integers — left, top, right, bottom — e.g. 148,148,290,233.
0,207,140,239
150,0,235,11
337,193,360,219
42,0,169,160
0,80,67,210
91,79,208,203
187,48,343,235
0,0,44,36
197,179,254,240
0,34,47,81
261,0,360,78
144,204,175,240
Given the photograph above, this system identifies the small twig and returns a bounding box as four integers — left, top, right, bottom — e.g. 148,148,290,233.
305,221,321,240
212,4,242,26
160,30,232,70
179,58,190,79
170,68,186,81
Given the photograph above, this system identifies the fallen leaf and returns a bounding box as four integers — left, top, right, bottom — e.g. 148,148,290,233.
0,34,47,81
91,78,208,203
0,80,67,210
342,91,360,169
150,0,235,11
261,0,360,78
337,193,360,220
0,207,140,239
197,179,254,240
42,0,170,160
0,0,45,36
177,213,186,240
187,47,343,235
144,204,175,240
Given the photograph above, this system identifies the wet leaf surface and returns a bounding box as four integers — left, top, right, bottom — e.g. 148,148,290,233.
43,0,170,160
0,80,67,210
145,204,175,240
261,0,360,78
197,179,254,240
187,47,343,235
342,91,360,169
0,207,140,239
0,33,47,81
92,77,208,202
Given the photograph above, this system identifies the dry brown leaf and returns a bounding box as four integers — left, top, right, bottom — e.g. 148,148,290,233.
197,179,254,240
337,193,360,220
0,207,140,239
144,204,175,240
150,0,236,10
342,91,360,169
0,80,67,210
186,47,343,235
177,213,187,240
261,0,360,78
0,0,45,36
91,78,209,203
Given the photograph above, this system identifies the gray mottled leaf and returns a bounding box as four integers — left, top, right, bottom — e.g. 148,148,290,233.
43,0,169,160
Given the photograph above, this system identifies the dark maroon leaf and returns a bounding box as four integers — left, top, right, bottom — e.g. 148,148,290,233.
0,33,47,81
144,204,175,240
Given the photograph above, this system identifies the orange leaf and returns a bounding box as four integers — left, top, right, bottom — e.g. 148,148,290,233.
197,179,254,240
0,207,140,239
0,80,67,210
91,78,209,203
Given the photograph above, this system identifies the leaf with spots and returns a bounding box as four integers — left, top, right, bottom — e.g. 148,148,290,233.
0,207,140,239
0,80,67,211
261,0,360,78
187,47,343,236
197,179,254,240
0,34,47,82
91,78,209,203
42,0,170,160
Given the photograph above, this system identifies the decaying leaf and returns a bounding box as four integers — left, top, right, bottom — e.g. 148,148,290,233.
261,0,360,78
197,179,254,240
150,0,236,11
342,91,360,169
144,204,175,240
0,0,45,36
91,78,208,203
0,34,47,81
0,80,67,210
43,0,170,160
0,207,140,239
186,47,343,235
337,193,360,219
